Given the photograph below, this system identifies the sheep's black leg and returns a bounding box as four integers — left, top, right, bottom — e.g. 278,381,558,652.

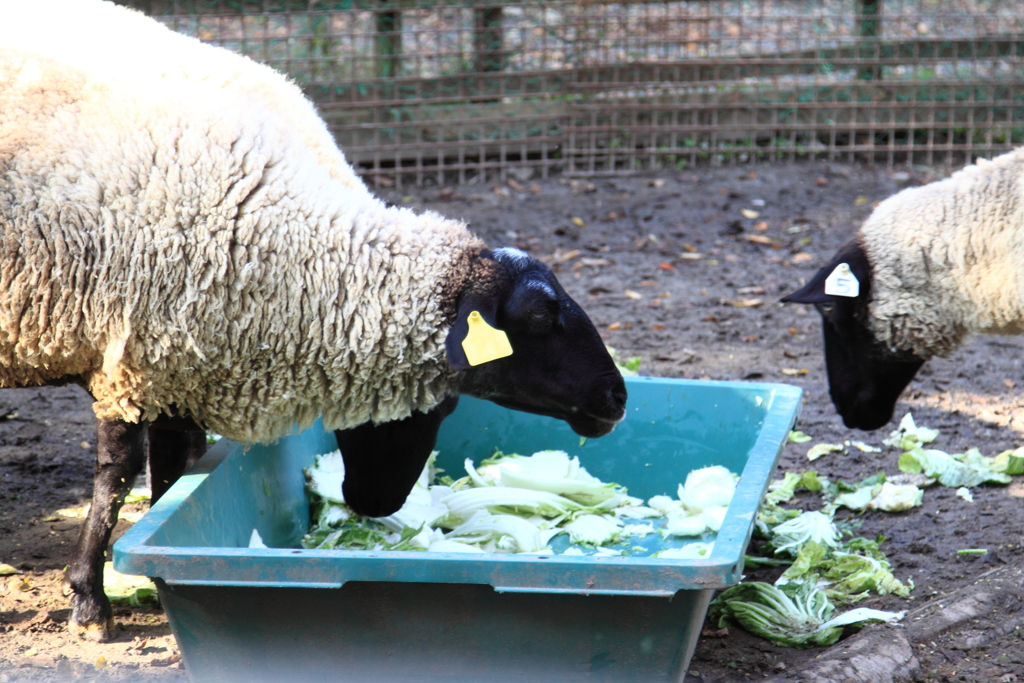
147,422,207,503
64,418,146,642
336,396,459,517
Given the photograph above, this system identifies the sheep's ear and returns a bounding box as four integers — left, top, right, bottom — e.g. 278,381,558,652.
781,270,833,304
782,239,869,304
444,295,503,371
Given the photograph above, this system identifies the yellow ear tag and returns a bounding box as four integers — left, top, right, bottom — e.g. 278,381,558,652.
461,311,513,366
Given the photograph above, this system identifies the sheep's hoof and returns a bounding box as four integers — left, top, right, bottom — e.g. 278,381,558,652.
67,616,115,642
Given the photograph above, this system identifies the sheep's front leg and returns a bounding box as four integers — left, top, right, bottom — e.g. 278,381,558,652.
336,396,459,517
147,420,207,503
64,418,146,642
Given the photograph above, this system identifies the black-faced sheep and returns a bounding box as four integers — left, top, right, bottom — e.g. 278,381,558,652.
0,0,627,641
783,147,1024,430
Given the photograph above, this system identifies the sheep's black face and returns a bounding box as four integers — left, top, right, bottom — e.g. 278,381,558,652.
446,248,627,437
782,240,926,431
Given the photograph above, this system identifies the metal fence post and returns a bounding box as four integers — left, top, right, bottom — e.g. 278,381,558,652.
857,0,881,81
376,0,402,78
474,1,505,73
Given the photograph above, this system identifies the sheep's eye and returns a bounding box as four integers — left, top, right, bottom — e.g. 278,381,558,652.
816,302,836,315
529,310,548,322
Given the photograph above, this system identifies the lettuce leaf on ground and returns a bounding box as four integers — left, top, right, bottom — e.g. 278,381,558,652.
899,447,1012,488
710,581,904,649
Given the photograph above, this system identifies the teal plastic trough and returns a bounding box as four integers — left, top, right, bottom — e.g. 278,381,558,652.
114,376,801,683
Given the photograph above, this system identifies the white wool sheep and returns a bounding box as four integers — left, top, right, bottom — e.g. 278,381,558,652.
1,0,626,640
861,147,1024,357
1,1,468,443
783,146,1024,430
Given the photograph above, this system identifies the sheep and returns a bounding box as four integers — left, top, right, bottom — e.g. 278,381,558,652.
782,146,1024,430
0,0,628,641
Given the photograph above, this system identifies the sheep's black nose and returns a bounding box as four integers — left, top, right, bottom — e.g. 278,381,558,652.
611,383,627,409
606,382,628,421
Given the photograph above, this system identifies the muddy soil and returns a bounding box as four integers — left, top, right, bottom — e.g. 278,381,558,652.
2,161,1023,682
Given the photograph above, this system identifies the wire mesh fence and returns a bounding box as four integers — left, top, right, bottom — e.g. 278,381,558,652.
121,0,1024,185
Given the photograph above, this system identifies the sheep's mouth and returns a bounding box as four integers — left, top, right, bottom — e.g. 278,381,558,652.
489,399,623,437
566,413,620,438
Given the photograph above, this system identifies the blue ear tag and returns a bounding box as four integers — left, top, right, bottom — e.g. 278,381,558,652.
461,311,513,366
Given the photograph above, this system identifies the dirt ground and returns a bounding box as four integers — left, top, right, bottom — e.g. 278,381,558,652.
2,161,1024,682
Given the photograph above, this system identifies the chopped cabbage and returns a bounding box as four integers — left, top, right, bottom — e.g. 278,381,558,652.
301,447,741,557
102,562,158,607
563,514,622,546
446,511,547,553
710,581,904,649
883,412,940,450
655,542,714,559
480,450,625,506
304,451,348,504
833,481,923,512
899,447,1012,488
788,430,812,444
766,471,827,505
806,443,844,461
665,511,708,537
770,511,840,555
867,482,923,511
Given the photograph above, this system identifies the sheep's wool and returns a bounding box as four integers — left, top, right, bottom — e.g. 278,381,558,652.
860,147,1024,357
0,0,482,442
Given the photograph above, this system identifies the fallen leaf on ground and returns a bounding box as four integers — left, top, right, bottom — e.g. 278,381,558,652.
741,209,760,219
781,368,809,376
725,298,764,308
0,563,20,576
607,322,622,331
737,286,766,295
10,575,32,592
573,258,611,269
529,183,541,194
150,654,182,667
854,195,870,206
507,179,523,192
742,234,780,247
571,216,585,227
658,262,676,270
542,249,580,265
754,221,768,231
791,252,814,264
624,289,643,300
815,176,828,186
679,253,703,260
648,178,666,188
652,324,665,331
